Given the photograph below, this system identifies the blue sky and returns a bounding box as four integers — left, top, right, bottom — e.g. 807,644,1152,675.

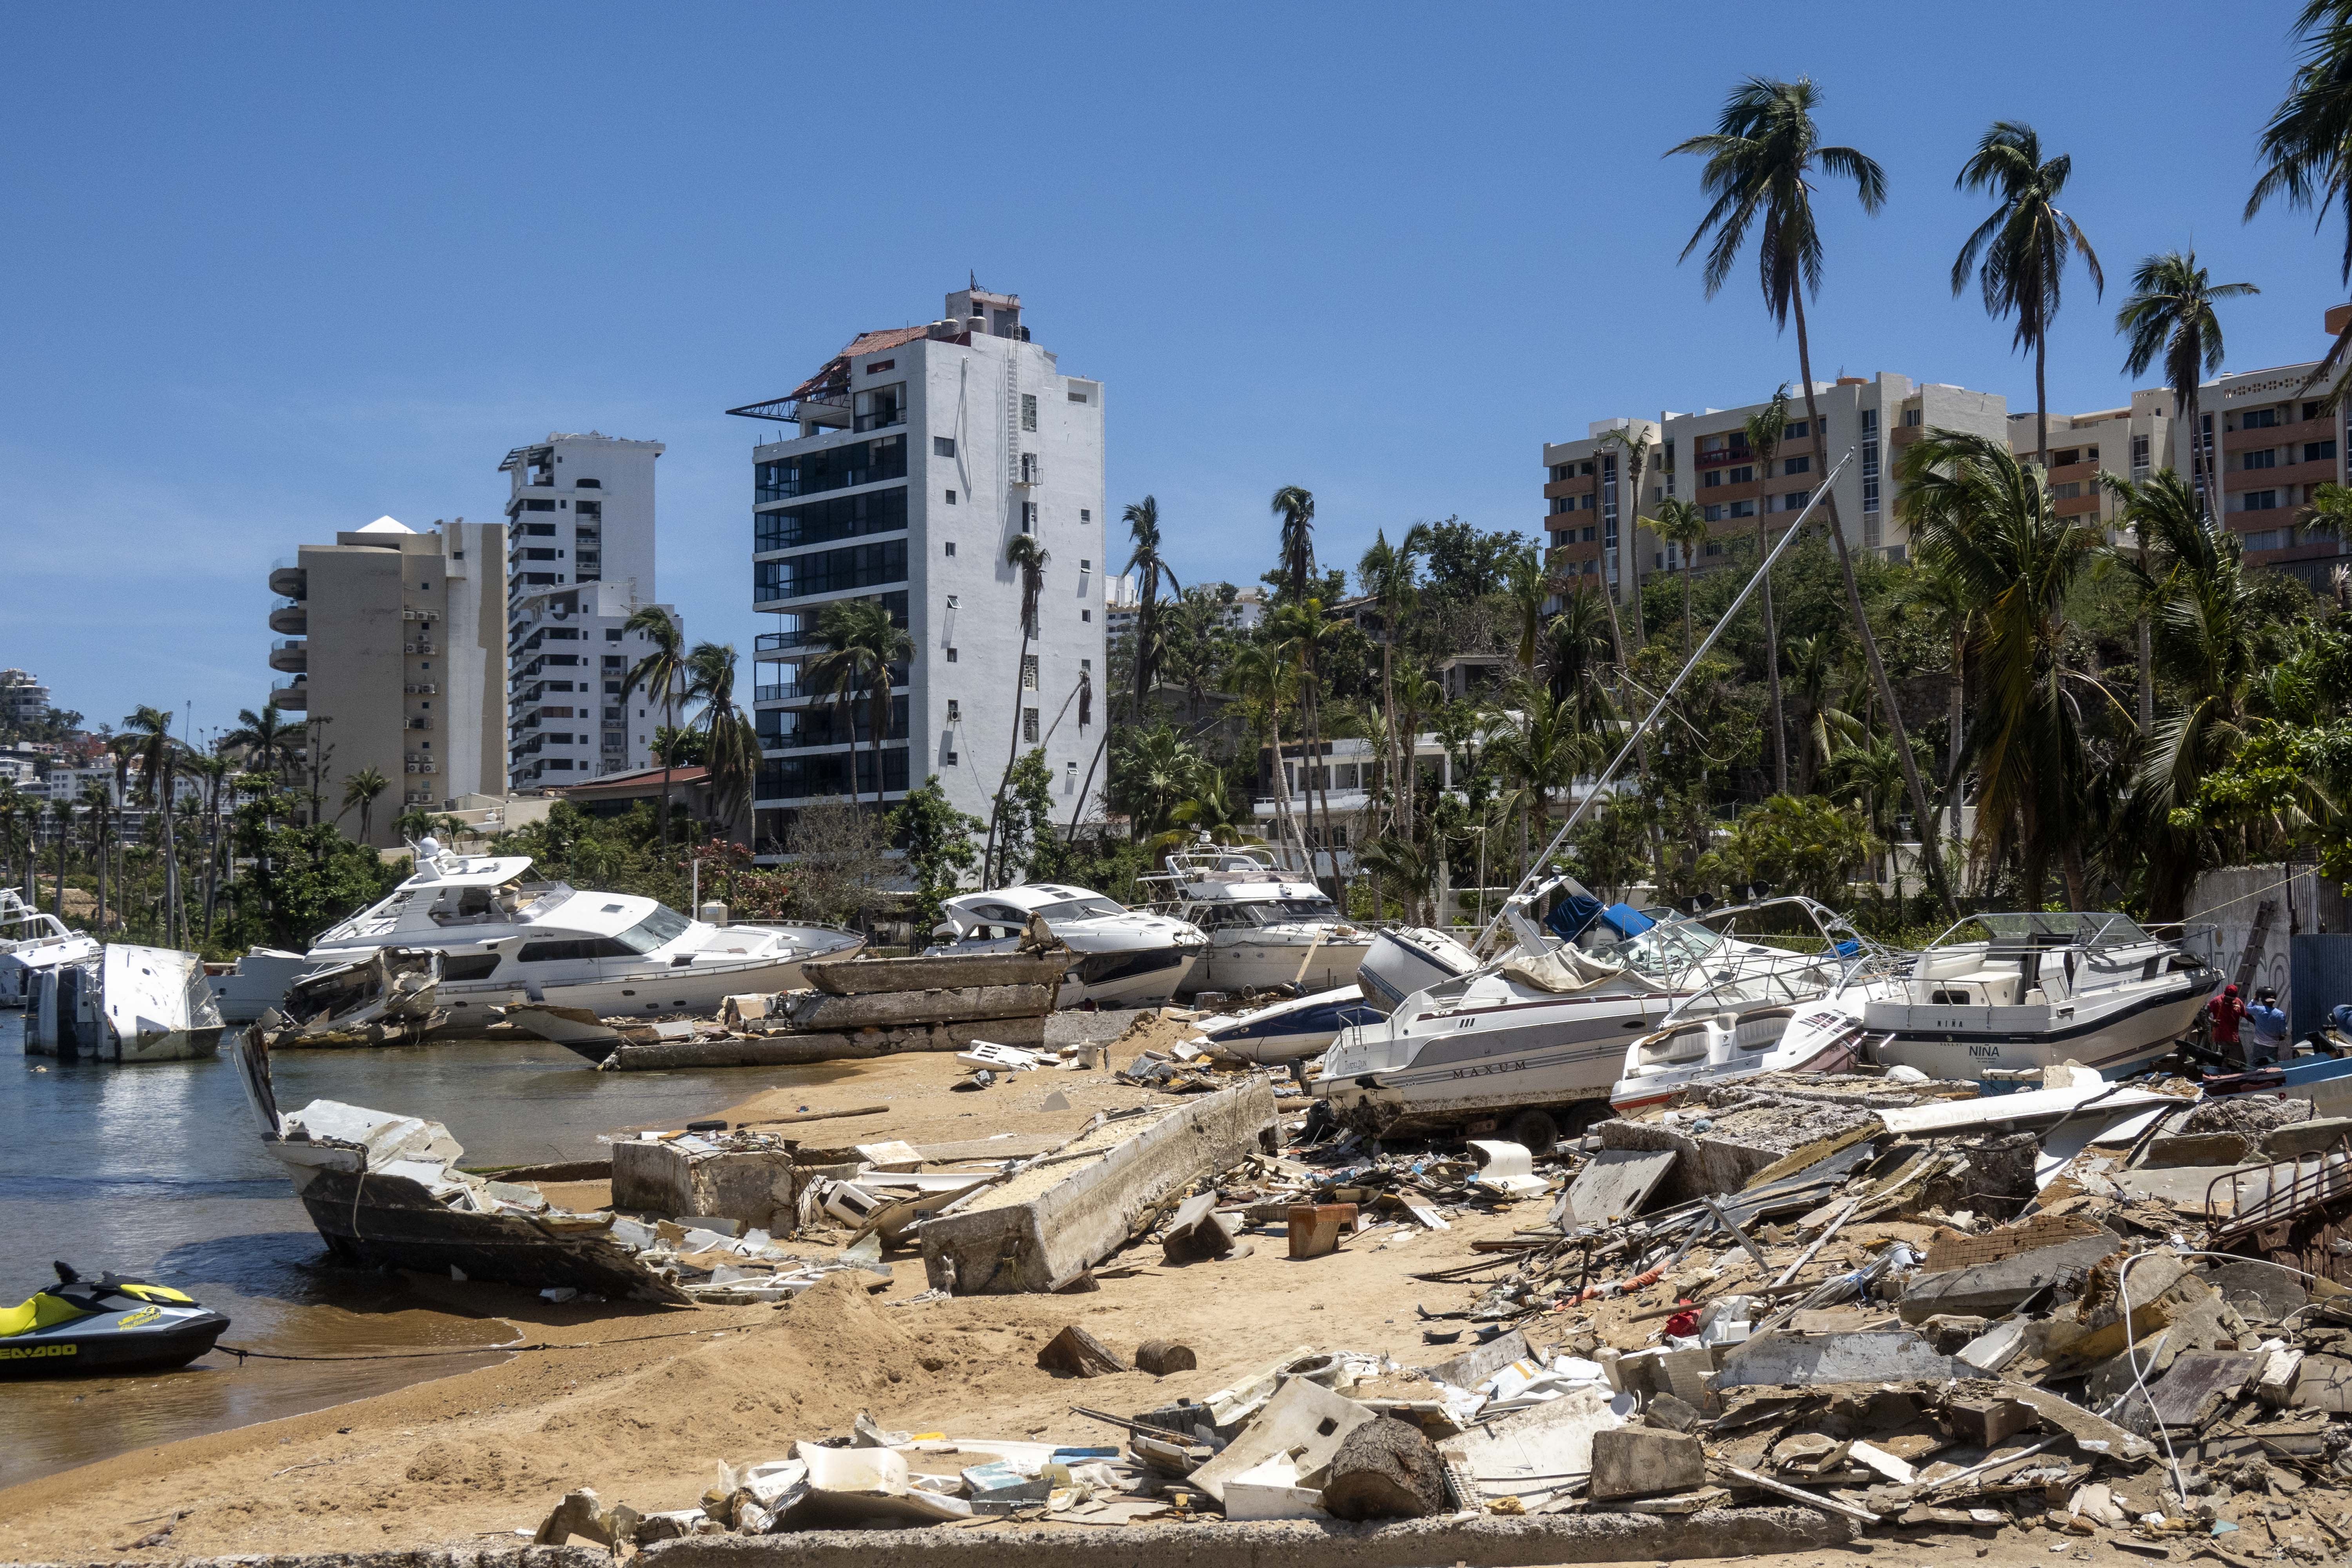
6,1,2343,743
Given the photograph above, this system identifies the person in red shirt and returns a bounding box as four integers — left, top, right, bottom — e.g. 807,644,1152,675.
2208,984,2247,1063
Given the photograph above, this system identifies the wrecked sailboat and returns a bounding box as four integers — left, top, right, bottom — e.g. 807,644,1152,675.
252,947,443,1049
27,945,226,1062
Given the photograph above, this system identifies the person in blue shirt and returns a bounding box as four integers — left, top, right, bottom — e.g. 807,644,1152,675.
2246,987,2290,1065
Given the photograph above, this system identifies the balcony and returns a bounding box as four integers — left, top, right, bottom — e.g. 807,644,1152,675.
269,561,307,599
2223,415,2331,453
753,683,800,703
755,628,817,653
267,638,308,673
267,603,307,635
1011,453,1044,487
269,682,309,710
2229,459,2336,494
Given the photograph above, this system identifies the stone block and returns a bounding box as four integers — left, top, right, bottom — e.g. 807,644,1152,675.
2145,1132,2250,1167
1945,1394,2036,1449
1588,1427,1706,1501
2264,1116,2352,1159
611,1139,795,1229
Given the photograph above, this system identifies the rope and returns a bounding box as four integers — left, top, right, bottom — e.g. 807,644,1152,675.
2183,869,2308,924
216,1325,735,1365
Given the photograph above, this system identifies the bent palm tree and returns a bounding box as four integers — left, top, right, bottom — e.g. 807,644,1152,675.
1952,121,2103,468
983,534,1051,885
686,641,760,840
2248,0,2352,284
804,599,912,824
2116,252,2258,523
1671,74,1950,914
339,766,389,845
1597,424,1654,637
620,606,687,846
1745,386,1795,794
1645,498,1713,653
1271,486,1316,603
122,706,183,947
1224,640,1312,871
1122,496,1180,720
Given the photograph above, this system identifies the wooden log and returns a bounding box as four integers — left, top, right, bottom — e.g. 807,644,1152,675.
1134,1339,1198,1376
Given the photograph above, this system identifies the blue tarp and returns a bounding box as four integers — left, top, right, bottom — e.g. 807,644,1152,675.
1545,894,1604,943
1601,903,1654,939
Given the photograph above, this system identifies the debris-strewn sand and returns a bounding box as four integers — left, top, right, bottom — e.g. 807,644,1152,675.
0,1049,1526,1561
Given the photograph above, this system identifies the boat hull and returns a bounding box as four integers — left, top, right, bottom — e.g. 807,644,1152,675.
0,1308,232,1379
1353,928,1481,1015
1196,986,1385,1064
425,946,862,1029
1866,975,2214,1083
1190,939,1372,997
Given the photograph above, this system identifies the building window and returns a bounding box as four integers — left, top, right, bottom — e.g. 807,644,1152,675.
1069,388,1089,403
756,434,907,501
1702,470,1721,488
1728,500,1756,518
2053,481,2083,499
2241,490,2281,511
944,541,956,557
1902,407,1923,426
1702,503,1724,523
1860,408,1880,515
933,436,956,458
1020,394,1037,432
946,647,958,662
946,700,960,721
2243,528,2289,551
1022,654,1038,689
755,485,909,552
1727,466,1754,485
944,750,958,765
2309,439,2339,463
2242,407,2282,430
1782,454,1810,475
1082,609,1091,622
752,537,909,602
2245,448,2278,470
1581,526,1595,542
1022,708,1038,742
1080,509,1091,522
2305,401,2326,421
2131,433,2151,473
1021,502,1038,532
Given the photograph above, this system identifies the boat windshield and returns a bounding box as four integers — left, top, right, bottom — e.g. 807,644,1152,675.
612,905,693,954
1035,897,1128,922
1596,918,1723,976
1935,912,2156,951
1254,897,1340,924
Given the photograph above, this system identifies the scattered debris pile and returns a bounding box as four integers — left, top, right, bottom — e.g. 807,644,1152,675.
251,946,444,1050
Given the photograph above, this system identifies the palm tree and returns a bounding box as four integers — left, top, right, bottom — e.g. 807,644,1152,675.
1483,680,1597,882
1646,497,1714,653
1271,486,1316,603
1597,425,1654,637
1122,497,1181,720
686,641,760,840
186,754,229,940
222,705,296,781
2101,467,2205,732
48,798,73,921
1270,600,1347,897
1898,430,2109,907
2247,0,2352,284
1671,75,1950,913
1357,831,1445,925
1357,527,1426,834
77,780,112,932
983,534,1051,885
1223,640,1312,871
1951,122,2103,468
1889,555,1979,851
339,766,389,845
803,599,913,825
2116,251,2258,523
122,706,183,948
619,606,687,846
1744,386,1795,795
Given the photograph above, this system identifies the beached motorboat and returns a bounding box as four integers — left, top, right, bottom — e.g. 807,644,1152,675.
26,945,226,1062
253,948,442,1049
1190,985,1389,1065
925,884,1207,1008
1862,912,2218,1082
0,889,102,1010
1318,889,1857,1146
1140,848,1372,995
1353,926,1482,1014
293,837,864,1026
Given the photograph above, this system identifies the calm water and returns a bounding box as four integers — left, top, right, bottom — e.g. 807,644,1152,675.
0,1010,850,1487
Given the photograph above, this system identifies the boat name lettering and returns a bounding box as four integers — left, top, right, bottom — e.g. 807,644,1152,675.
0,1344,76,1359
1450,1060,1530,1081
1968,1044,2003,1058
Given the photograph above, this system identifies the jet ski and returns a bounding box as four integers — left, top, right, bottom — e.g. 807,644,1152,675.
0,1263,231,1377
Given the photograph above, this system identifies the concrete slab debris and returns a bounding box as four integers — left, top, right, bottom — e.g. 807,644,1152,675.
1712,1331,1975,1389
1187,1376,1379,1504
1588,1426,1705,1500
1559,1149,1677,1227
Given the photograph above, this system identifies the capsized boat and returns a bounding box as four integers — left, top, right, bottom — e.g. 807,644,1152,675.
27,944,226,1062
0,889,102,1010
206,947,314,1024
1318,888,1858,1148
254,948,443,1049
0,1264,230,1378
925,884,1207,1008
1864,912,2219,1082
1140,847,1371,995
295,837,864,1026
1189,985,1388,1065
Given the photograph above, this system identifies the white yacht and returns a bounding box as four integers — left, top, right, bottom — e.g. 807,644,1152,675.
1316,886,1852,1148
926,884,1207,1008
27,944,226,1062
1140,848,1372,995
1862,911,2219,1081
296,838,866,1025
0,889,103,1009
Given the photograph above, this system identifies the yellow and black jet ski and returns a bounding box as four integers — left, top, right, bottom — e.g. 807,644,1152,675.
0,1263,230,1377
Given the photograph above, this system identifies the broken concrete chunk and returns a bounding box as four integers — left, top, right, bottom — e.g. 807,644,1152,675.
1713,1330,1973,1389
1944,1394,2036,1448
1036,1324,1129,1378
2144,1352,2259,1429
1319,1417,1446,1520
2263,1116,2352,1159
1588,1427,1706,1500
1187,1377,1377,1505
1957,1319,2027,1375
2143,1131,2250,1167
1899,1226,2122,1322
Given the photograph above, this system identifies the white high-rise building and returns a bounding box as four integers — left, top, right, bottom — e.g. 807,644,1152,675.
497,433,680,787
731,285,1107,860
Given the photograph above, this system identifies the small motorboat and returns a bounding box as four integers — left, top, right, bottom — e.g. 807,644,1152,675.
1191,984,1388,1065
0,1263,230,1377
253,947,443,1049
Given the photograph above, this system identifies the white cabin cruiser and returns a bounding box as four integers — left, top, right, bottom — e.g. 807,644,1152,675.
1141,848,1372,995
1317,886,1853,1148
926,884,1207,1008
1863,911,2218,1082
0,890,103,1009
27,944,226,1062
1354,926,1482,1014
1189,985,1390,1065
207,947,316,1024
298,838,865,1024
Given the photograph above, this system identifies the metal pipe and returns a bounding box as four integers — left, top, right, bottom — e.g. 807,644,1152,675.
1478,450,1857,953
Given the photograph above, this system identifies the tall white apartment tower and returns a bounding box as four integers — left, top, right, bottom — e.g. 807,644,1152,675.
731,285,1108,860
497,433,682,787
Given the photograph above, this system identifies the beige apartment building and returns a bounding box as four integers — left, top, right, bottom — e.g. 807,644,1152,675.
2005,389,2174,540
1543,375,2009,593
266,517,508,844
